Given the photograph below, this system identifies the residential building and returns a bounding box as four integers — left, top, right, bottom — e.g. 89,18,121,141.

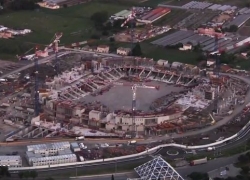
97,45,109,53
117,47,131,56
0,156,22,167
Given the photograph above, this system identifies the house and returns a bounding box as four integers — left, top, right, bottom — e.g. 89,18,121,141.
117,47,131,56
179,44,192,51
96,45,109,53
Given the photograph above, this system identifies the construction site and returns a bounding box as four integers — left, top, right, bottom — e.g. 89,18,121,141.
0,52,248,168
0,51,246,144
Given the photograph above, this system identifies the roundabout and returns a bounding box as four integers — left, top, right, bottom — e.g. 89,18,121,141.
166,150,179,156
0,52,250,175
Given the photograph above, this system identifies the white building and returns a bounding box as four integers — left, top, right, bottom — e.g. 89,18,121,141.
97,45,109,53
0,156,22,167
117,47,131,56
179,44,192,51
105,111,182,132
27,153,77,166
27,142,70,156
157,59,168,67
89,110,103,121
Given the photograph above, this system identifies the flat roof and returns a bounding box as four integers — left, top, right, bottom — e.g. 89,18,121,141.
114,10,129,17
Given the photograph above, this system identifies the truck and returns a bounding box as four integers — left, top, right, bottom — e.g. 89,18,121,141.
75,136,85,141
128,140,137,145
227,110,233,115
79,156,85,162
207,147,215,151
190,157,207,166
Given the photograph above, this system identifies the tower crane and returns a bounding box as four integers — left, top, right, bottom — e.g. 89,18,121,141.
45,32,63,75
34,46,40,116
121,7,136,50
116,83,160,135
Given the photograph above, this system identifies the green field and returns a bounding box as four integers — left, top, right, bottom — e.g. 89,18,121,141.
86,39,201,64
140,43,201,64
0,1,128,54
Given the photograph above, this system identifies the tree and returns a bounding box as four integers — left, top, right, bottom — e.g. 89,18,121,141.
102,30,109,36
111,174,114,180
29,171,38,179
229,25,238,32
241,166,250,174
109,37,115,42
0,166,11,178
90,34,100,40
238,154,249,164
23,171,30,179
188,172,209,180
132,43,142,56
91,11,109,25
18,172,24,179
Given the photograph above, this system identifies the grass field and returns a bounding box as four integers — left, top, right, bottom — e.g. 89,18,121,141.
86,39,201,64
140,43,201,64
0,1,127,46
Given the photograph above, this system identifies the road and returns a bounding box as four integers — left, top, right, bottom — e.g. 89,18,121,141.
0,52,67,79
36,153,240,180
2,51,250,179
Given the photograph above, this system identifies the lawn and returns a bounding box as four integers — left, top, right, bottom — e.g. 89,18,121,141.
0,1,128,48
140,43,201,64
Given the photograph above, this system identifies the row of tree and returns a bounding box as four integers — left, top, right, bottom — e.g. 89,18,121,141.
0,0,40,11
188,171,250,180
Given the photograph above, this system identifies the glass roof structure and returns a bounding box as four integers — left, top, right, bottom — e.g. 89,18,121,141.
134,156,185,180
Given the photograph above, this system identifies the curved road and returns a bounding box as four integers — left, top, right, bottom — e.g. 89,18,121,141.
3,51,250,179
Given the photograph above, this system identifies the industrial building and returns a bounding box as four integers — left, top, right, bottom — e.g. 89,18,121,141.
110,10,132,20
151,30,250,54
224,14,250,28
41,0,91,8
71,142,81,152
138,7,171,23
26,153,77,166
27,142,70,155
26,142,76,166
0,156,22,167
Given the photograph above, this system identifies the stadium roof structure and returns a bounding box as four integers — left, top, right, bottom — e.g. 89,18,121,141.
134,156,185,180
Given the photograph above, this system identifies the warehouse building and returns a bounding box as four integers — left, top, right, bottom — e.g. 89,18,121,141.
70,142,81,152
42,0,91,8
110,10,132,20
0,156,22,167
26,153,77,166
27,142,70,156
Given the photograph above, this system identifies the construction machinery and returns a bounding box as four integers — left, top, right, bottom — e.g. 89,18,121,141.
116,83,160,136
121,7,136,50
45,32,63,75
